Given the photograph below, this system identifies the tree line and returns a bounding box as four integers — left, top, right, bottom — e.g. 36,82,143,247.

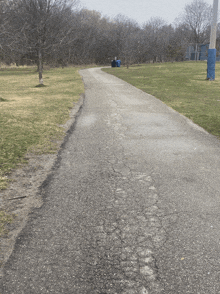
0,0,219,82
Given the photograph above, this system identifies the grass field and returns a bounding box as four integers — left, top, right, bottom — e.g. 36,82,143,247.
103,61,220,138
0,66,84,191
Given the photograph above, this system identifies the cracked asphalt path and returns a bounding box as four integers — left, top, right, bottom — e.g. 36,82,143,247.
1,67,220,293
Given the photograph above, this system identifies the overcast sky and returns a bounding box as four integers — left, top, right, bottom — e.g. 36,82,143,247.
80,0,215,26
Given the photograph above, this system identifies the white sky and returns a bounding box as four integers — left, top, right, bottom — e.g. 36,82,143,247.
80,0,215,26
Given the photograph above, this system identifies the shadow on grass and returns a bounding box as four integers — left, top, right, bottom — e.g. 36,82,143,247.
35,84,47,88
0,97,8,102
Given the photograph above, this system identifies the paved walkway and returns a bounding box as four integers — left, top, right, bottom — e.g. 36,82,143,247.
1,67,220,293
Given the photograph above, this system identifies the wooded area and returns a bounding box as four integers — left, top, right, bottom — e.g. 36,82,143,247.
0,0,219,81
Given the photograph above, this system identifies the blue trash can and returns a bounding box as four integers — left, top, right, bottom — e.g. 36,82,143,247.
116,60,121,67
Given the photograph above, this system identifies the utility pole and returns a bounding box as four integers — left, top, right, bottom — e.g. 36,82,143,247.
207,0,218,80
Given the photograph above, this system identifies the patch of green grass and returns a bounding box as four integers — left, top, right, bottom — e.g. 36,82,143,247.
0,97,7,102
103,61,220,138
0,66,84,190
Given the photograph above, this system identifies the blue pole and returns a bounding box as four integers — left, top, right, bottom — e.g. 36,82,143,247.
207,0,218,80
207,49,216,80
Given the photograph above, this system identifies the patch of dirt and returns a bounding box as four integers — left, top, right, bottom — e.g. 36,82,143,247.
0,95,84,276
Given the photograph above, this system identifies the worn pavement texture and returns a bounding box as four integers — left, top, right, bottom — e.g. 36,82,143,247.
1,67,220,293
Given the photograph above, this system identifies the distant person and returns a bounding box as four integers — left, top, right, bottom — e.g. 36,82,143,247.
111,59,116,67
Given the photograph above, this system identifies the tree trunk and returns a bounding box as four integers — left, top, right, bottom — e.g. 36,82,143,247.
68,48,71,64
38,49,43,84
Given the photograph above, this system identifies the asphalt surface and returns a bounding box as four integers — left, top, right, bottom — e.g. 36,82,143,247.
1,67,220,293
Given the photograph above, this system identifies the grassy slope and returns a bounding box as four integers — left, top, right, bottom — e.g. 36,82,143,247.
103,61,220,138
0,66,84,236
0,66,84,190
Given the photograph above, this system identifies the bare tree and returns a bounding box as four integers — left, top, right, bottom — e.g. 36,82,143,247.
3,1,213,70
5,0,79,84
176,0,212,46
113,15,140,68
142,17,168,62
166,24,191,61
0,0,12,64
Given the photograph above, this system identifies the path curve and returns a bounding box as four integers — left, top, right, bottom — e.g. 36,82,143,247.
1,67,220,293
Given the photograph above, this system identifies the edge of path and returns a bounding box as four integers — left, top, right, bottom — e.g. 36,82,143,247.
101,67,211,137
0,93,85,276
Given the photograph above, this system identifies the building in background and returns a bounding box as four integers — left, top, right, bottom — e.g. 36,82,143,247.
186,44,220,61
